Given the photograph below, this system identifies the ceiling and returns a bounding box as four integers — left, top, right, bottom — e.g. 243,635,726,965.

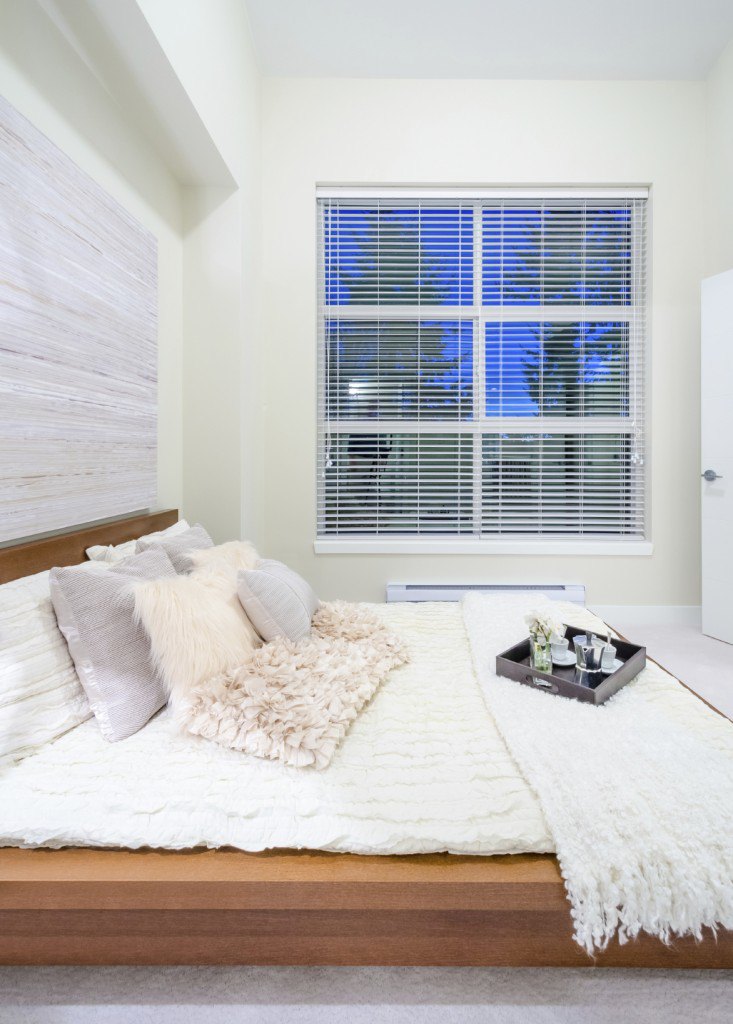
244,0,733,80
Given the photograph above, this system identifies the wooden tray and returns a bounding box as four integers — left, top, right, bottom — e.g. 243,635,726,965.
496,625,647,705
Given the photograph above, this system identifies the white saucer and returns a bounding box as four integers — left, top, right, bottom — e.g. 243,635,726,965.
552,650,576,667
601,658,624,674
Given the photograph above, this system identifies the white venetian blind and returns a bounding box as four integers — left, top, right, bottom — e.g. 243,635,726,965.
317,189,647,541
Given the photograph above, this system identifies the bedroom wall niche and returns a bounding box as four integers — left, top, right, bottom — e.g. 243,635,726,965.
0,93,158,544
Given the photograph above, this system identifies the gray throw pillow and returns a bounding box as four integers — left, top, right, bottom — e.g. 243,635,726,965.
49,548,176,742
237,559,319,642
136,523,214,573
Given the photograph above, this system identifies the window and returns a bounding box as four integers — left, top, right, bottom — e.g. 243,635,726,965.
316,188,648,552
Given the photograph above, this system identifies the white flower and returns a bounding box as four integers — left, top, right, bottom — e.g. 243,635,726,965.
524,609,563,642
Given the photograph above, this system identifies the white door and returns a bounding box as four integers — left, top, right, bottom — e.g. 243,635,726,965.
701,269,733,643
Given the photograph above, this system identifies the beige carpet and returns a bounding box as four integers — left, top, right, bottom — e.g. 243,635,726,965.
604,619,733,719
0,966,731,1023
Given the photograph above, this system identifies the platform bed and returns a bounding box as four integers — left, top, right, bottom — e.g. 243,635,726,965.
0,512,731,968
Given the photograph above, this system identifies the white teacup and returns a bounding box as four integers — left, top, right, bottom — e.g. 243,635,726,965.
550,635,569,661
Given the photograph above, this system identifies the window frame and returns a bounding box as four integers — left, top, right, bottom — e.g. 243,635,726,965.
315,187,651,556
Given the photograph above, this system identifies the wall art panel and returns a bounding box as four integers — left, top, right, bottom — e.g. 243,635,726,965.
0,95,157,543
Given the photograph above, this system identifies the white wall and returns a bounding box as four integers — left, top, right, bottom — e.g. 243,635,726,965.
0,0,262,547
0,1,718,608
706,36,733,277
138,0,263,546
260,78,706,605
0,0,184,517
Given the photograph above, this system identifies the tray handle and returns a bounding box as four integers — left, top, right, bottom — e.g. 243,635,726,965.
524,674,559,694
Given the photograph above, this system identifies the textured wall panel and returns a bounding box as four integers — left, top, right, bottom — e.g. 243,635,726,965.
0,95,157,543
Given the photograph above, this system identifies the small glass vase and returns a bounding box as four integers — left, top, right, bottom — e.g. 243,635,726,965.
530,633,552,672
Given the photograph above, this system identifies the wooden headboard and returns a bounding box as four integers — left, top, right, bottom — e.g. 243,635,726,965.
0,510,179,584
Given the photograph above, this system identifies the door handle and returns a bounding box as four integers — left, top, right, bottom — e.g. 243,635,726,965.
702,469,723,482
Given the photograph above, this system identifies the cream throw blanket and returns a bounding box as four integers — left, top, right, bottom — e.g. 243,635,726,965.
463,593,733,954
183,601,408,769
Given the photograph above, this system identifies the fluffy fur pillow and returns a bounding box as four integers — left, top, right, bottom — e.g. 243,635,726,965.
130,552,260,710
188,540,260,576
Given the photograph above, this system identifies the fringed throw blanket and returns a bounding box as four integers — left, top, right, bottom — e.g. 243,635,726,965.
463,593,733,955
183,602,409,770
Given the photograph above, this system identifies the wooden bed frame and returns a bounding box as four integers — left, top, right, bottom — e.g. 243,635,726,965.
0,510,731,968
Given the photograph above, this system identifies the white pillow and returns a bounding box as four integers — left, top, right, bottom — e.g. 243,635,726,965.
86,519,190,563
130,559,260,710
136,524,214,573
237,560,320,642
50,549,177,742
0,568,91,765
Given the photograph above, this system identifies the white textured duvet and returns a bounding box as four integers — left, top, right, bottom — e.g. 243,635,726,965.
0,603,553,855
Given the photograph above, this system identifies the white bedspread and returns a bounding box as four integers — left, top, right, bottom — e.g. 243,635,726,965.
0,603,553,855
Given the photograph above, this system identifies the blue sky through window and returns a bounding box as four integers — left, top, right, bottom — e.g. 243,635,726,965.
324,205,473,305
485,321,628,417
326,319,473,419
482,206,632,305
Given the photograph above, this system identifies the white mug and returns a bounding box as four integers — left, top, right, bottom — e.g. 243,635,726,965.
551,635,569,660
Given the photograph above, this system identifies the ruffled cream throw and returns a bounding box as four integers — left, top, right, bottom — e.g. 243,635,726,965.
463,593,733,955
183,602,408,770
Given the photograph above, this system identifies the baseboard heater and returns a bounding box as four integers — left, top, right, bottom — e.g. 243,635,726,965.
386,583,586,605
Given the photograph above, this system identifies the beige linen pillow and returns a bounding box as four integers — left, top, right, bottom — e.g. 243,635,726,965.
49,548,177,742
136,524,214,573
237,559,320,642
130,561,260,710
86,519,190,563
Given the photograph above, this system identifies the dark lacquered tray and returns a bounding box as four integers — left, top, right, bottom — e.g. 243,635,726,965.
495,624,646,705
